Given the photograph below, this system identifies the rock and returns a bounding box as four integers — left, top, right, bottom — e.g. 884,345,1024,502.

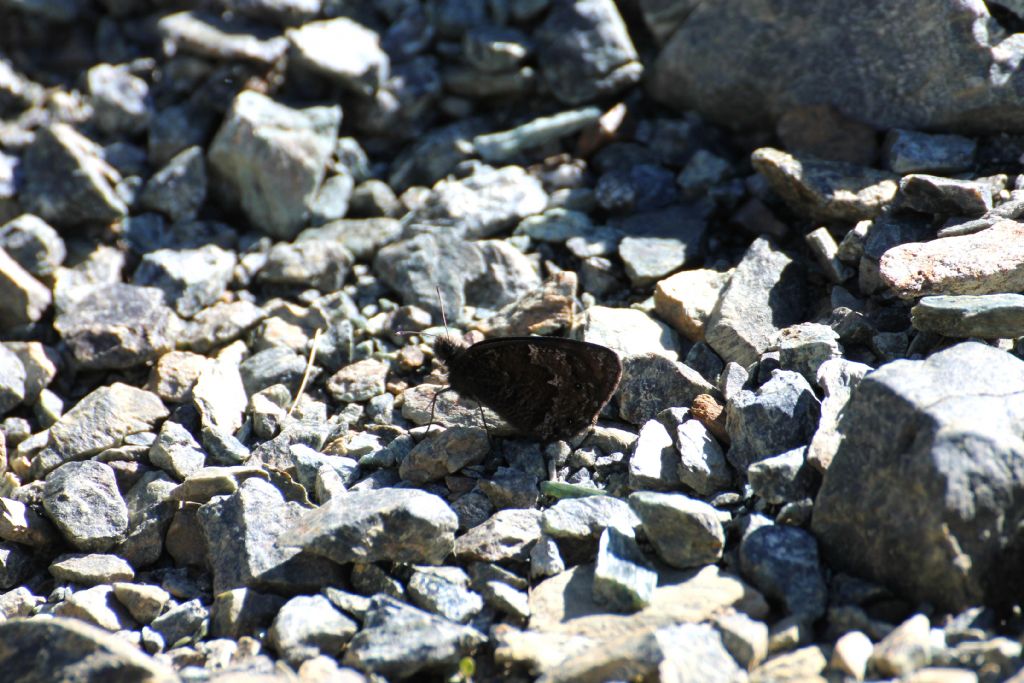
43,461,129,552
34,382,168,476
133,245,235,318
269,594,357,666
750,148,898,222
287,18,389,96
653,268,732,342
534,0,642,105
112,582,171,624
673,415,732,495
54,284,180,371
705,238,810,367
542,496,640,545
726,370,821,473
879,219,1024,298
774,322,843,389
455,508,543,563
4,341,58,404
0,496,60,547
883,129,976,174
618,354,713,428
0,247,52,328
899,174,992,216
805,226,854,284
812,342,1024,611
198,477,343,593
0,213,66,278
592,527,657,612
19,123,127,228
288,488,458,565
714,610,769,670
296,218,402,262
585,306,682,361
210,587,285,638
326,359,389,404
478,466,541,510
256,239,352,291
775,104,879,166
208,90,341,239
148,597,208,648
50,553,134,585
343,594,486,679
181,300,266,354
0,346,25,416
406,566,484,624
629,491,725,568
911,294,1024,338
192,359,247,434
870,613,932,677
831,630,874,681
649,0,1024,133
748,447,814,505
474,108,601,163
54,584,134,632
136,146,207,224
0,617,176,680
0,542,35,589
627,419,679,491
157,10,288,64
740,519,827,620
412,165,547,240
615,203,709,286
239,346,313,396
149,420,206,481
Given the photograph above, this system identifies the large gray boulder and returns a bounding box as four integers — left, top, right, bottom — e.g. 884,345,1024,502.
648,0,1024,133
812,342,1024,611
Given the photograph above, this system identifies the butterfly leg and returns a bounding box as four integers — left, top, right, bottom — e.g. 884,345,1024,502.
427,385,455,433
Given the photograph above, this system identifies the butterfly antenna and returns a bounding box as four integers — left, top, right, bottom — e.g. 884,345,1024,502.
435,284,452,337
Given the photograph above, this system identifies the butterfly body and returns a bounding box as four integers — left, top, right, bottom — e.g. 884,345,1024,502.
433,335,622,441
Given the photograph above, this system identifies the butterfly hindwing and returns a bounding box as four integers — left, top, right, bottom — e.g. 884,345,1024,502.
444,337,622,440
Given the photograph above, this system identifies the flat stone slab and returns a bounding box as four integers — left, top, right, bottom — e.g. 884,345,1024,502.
911,294,1024,338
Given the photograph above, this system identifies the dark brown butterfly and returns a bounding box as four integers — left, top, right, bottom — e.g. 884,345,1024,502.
432,334,622,441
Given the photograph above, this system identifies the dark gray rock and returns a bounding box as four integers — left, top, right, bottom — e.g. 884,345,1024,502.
705,238,810,368
134,246,236,319
208,90,341,239
406,566,483,624
0,541,35,589
325,358,388,403
592,526,656,612
0,345,25,416
297,218,402,262
375,232,540,323
399,427,489,485
198,477,343,594
596,163,677,214
899,174,992,216
410,164,547,240
748,447,814,505
148,598,208,648
911,294,1024,339
54,284,180,370
807,358,872,472
534,0,642,105
43,461,129,552
33,382,168,476
342,594,486,679
740,519,827,620
136,146,207,223
0,495,61,548
0,617,177,681
288,488,458,565
774,322,843,387
268,594,357,666
351,563,405,600
614,203,709,286
257,239,352,292
388,118,489,191
348,180,403,219
239,346,314,396
0,213,66,277
618,353,715,425
812,342,1024,611
210,587,286,638
182,300,266,354
454,508,542,563
149,420,206,481
541,495,640,544
630,491,725,568
650,0,1024,133
726,370,820,473
883,129,976,174
20,124,127,228
478,466,540,510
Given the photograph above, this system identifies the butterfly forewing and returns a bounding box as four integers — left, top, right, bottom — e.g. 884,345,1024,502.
444,337,622,440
